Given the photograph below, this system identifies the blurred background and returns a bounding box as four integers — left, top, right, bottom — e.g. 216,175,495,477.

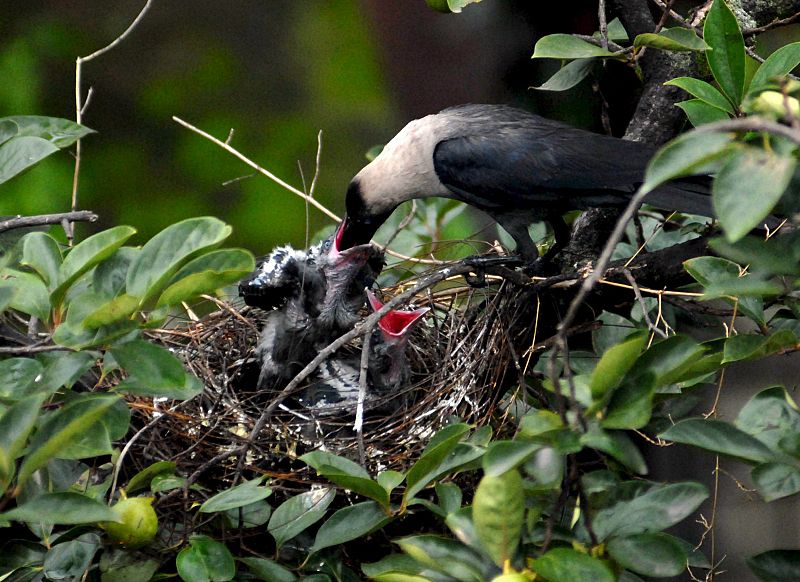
2,2,799,579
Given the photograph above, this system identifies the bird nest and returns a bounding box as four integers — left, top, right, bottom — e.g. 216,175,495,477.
125,266,537,495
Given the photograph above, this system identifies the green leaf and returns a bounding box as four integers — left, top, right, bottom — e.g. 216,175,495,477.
532,34,617,59
378,470,405,495
16,394,121,489
435,482,462,515
267,488,335,548
239,557,297,582
20,232,62,289
0,119,18,145
200,477,272,513
5,115,94,148
156,248,254,308
660,418,775,463
0,492,118,525
0,268,51,322
592,482,708,540
704,0,746,106
607,533,687,577
749,42,800,94
301,450,389,507
311,500,392,553
601,373,657,430
83,294,140,328
676,99,732,126
666,77,735,113
0,357,44,401
176,535,235,582
126,461,177,494
223,499,271,529
532,548,615,582
405,423,471,501
713,146,796,242
580,426,648,475
590,332,647,400
736,386,800,449
532,58,594,91
684,255,741,286
0,136,60,185
634,28,710,52
472,469,524,567
0,393,44,490
361,555,429,580
51,225,137,308
43,532,100,581
99,547,160,582
126,217,232,304
93,247,139,299
110,339,203,400
518,408,563,438
747,549,800,581
396,535,486,582
482,440,541,477
752,462,800,501
723,332,797,364
709,235,800,277
36,351,95,394
641,130,733,194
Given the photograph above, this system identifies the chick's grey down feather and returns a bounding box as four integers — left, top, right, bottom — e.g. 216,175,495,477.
340,104,714,261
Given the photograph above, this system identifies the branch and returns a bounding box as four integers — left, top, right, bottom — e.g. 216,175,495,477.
0,211,98,233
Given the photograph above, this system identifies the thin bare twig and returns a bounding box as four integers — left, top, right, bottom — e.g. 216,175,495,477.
743,11,800,35
0,211,97,233
355,326,373,466
72,0,154,228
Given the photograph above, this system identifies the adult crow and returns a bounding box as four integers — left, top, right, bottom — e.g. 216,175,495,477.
336,104,714,263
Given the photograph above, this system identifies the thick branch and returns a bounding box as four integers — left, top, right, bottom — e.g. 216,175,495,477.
0,211,98,233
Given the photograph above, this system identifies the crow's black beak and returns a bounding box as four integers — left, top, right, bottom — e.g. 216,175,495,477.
336,214,384,251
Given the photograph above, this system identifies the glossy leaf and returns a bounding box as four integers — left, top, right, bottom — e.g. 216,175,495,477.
736,386,800,449
749,42,800,94
111,339,203,399
396,535,486,581
126,217,232,303
176,535,235,582
518,408,563,438
83,294,140,328
723,332,797,364
666,77,735,113
709,235,800,277
0,357,44,401
660,418,775,463
752,462,800,501
634,28,709,52
472,469,524,566
0,119,17,145
704,0,746,106
20,232,61,289
676,99,731,126
239,557,297,582
590,332,647,400
311,500,392,553
377,470,405,495
482,440,541,477
43,533,100,581
0,393,44,490
302,450,389,507
0,268,51,322
35,351,95,394
5,115,94,147
51,225,136,307
200,477,272,513
607,533,687,577
0,136,59,185
435,482,462,515
0,492,118,525
126,461,177,494
532,548,615,582
747,549,800,581
533,58,594,91
99,548,160,582
16,394,120,489
267,488,335,548
405,423,471,500
532,34,617,59
641,130,733,194
713,147,795,242
361,555,429,580
156,248,254,308
580,426,647,475
592,482,708,540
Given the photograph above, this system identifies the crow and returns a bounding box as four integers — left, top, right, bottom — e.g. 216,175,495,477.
336,103,715,263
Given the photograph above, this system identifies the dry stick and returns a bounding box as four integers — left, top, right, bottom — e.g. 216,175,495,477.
598,0,609,50
232,262,475,479
71,0,154,236
355,326,373,466
0,211,97,233
622,268,668,339
172,116,444,266
743,11,800,35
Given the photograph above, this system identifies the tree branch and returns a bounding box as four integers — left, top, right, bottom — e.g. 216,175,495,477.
0,211,98,233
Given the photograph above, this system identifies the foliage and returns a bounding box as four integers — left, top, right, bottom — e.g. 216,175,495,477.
3,1,800,581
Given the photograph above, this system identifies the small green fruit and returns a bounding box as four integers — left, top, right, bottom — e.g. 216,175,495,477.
104,497,158,546
491,574,529,582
